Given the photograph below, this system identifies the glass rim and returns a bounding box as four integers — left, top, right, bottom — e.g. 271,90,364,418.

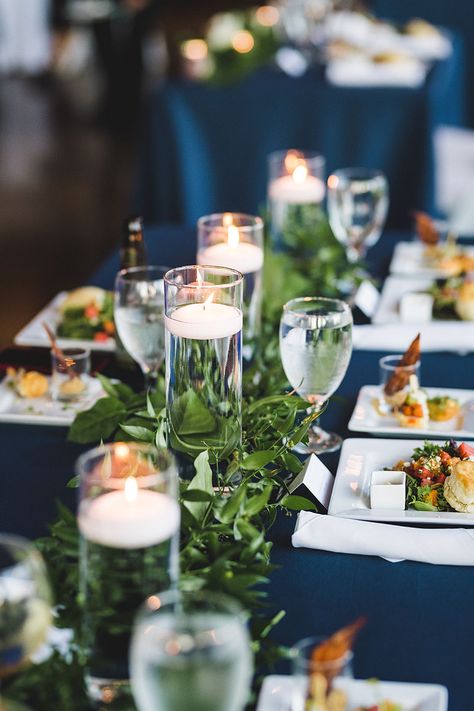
282,295,351,317
291,635,354,671
197,212,263,234
75,442,176,488
164,264,244,289
268,148,325,167
328,167,387,182
139,588,247,623
116,265,170,281
379,354,421,371
50,347,90,358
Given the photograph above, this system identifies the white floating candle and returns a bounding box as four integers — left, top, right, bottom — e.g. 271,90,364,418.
78,477,180,549
165,301,243,340
198,241,263,274
269,164,325,205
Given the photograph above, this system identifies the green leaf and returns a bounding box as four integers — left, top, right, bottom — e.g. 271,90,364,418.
245,483,273,516
219,485,247,524
184,451,213,521
68,397,126,443
413,501,438,512
279,495,317,512
180,489,213,503
96,374,134,403
241,450,277,471
119,424,155,442
171,390,217,436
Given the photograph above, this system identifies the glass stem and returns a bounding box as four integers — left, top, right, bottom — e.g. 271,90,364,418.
143,369,158,393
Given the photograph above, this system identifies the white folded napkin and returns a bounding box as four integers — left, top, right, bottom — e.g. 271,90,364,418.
292,511,474,565
353,323,474,353
326,58,426,88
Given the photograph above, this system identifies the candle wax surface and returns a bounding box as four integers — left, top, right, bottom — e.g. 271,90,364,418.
165,302,243,340
198,241,263,274
78,489,180,549
268,174,325,204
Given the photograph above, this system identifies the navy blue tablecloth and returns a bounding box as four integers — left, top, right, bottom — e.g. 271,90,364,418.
1,226,473,710
134,35,465,231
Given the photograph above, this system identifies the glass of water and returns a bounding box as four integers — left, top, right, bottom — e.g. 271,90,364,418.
279,297,353,454
114,266,167,390
130,589,253,711
327,168,389,262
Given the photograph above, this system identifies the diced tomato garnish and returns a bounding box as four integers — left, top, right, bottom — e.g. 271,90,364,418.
85,305,100,319
458,442,474,460
435,473,446,485
421,477,432,487
440,451,451,464
414,466,431,479
93,332,109,342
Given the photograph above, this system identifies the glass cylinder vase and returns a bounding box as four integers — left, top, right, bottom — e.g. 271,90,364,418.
164,266,243,474
197,213,263,361
76,442,180,707
268,149,326,250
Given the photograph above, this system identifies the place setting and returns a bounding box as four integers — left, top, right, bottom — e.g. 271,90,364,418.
1,2,474,710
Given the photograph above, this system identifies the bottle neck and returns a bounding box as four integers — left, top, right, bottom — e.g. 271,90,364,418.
120,232,147,269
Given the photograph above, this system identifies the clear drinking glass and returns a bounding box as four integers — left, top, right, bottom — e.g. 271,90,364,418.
76,443,180,707
327,168,389,262
0,535,52,711
279,297,353,454
379,354,421,410
197,213,264,361
50,347,91,402
130,589,253,711
114,266,168,390
291,635,353,711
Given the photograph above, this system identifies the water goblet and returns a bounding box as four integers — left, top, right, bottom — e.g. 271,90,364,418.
279,296,353,454
327,168,389,263
130,589,253,711
0,534,52,711
114,266,168,391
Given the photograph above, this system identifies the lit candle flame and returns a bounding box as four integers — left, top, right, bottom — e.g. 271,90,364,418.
124,476,138,503
222,212,234,227
115,443,130,460
227,224,240,249
284,150,301,173
203,292,214,310
292,163,308,184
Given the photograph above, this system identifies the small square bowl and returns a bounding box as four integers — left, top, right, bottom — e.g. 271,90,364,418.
370,470,406,510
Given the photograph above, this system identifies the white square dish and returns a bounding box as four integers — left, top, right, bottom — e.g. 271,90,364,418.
328,438,474,525
256,675,448,711
389,240,474,279
14,292,115,352
348,385,474,439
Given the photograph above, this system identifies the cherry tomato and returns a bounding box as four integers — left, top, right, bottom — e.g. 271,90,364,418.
94,332,109,342
85,304,100,319
458,442,474,459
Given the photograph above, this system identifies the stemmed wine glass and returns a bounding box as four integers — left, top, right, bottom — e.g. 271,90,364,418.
130,589,253,711
327,168,389,263
279,297,353,454
114,266,168,391
0,535,52,711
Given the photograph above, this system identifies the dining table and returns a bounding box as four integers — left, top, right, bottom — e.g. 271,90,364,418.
134,31,465,231
1,224,473,710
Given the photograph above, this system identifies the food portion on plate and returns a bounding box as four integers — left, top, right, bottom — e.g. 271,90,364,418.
381,334,420,410
428,275,474,321
57,287,115,343
414,212,474,277
388,440,474,513
6,367,49,399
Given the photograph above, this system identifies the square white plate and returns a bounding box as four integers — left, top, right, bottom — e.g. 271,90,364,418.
389,240,474,278
14,292,115,352
0,375,106,426
257,675,448,711
373,276,439,325
328,438,474,525
348,385,474,439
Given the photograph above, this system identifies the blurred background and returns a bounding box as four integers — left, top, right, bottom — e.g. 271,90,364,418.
1,0,473,348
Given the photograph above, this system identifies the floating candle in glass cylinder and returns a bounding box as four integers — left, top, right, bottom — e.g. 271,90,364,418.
76,443,180,708
197,213,263,360
268,150,326,249
164,266,243,472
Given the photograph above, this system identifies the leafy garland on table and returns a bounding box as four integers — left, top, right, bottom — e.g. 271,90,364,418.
5,212,363,709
